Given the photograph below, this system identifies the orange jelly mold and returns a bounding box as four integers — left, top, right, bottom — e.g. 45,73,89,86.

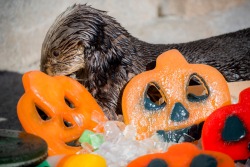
17,71,107,155
122,49,231,140
127,142,235,167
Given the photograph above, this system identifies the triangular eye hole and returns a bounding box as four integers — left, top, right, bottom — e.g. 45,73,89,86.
222,115,246,142
144,82,166,111
186,74,209,102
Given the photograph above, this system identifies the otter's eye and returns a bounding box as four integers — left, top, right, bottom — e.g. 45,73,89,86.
52,50,60,57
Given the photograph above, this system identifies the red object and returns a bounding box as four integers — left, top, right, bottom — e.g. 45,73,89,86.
202,87,250,160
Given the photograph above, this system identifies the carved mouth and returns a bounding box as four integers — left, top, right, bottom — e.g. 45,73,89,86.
156,121,204,143
65,138,81,147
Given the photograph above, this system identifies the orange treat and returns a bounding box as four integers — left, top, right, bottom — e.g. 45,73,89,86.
122,49,231,140
17,71,107,155
57,154,107,167
127,143,235,167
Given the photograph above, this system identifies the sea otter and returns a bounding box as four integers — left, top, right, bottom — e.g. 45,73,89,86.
41,4,250,120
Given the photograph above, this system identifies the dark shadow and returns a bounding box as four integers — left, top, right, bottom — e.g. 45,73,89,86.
0,71,24,130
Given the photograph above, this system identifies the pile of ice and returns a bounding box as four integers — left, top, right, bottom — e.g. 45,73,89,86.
78,98,249,167
75,119,250,167
90,121,174,167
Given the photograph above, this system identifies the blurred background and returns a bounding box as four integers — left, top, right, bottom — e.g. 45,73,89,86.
1,0,250,73
0,0,250,130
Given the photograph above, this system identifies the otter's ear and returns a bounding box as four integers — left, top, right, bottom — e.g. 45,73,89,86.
77,41,84,54
77,40,83,46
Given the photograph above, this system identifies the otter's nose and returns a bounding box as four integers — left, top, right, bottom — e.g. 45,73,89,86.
170,102,189,122
41,65,54,76
45,68,54,76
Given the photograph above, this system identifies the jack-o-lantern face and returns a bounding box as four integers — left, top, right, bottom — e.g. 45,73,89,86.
122,49,231,141
17,71,107,155
202,87,250,161
127,142,235,167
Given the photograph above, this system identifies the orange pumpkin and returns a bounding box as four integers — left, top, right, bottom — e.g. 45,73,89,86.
17,71,107,155
127,143,235,167
57,154,107,167
122,49,231,140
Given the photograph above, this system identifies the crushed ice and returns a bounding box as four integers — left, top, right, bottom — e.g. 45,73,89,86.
79,121,175,167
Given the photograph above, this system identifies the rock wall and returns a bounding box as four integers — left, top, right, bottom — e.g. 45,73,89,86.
0,0,250,73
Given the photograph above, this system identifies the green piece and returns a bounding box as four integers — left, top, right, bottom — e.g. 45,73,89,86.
36,160,50,167
89,133,104,150
78,130,104,150
78,130,93,144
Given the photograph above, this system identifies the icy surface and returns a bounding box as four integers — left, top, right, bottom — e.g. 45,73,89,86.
79,121,175,167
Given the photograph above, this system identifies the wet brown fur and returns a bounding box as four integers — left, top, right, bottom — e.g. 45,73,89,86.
41,4,250,120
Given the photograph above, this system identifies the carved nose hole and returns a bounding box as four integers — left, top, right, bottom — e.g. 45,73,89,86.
144,82,166,111
65,97,75,108
170,102,189,122
35,105,51,121
186,73,209,102
63,119,73,127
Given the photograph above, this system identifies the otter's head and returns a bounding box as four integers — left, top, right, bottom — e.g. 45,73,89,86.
41,4,133,84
